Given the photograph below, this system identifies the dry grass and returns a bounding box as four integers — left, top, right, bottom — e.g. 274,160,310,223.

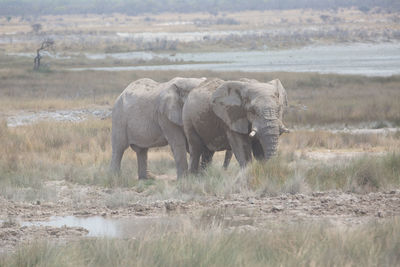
1,58,400,126
280,130,400,151
1,9,399,52
1,59,399,199
1,218,399,266
1,118,399,200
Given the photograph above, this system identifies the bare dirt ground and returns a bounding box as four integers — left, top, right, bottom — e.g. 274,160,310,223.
1,179,399,254
1,107,112,127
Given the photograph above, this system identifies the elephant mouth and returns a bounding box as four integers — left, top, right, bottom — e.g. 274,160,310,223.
250,128,279,161
249,120,279,161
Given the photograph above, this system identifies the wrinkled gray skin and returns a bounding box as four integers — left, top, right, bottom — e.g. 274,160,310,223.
183,78,288,172
110,77,206,179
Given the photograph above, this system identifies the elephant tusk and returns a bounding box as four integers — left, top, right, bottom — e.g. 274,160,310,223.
249,130,257,137
280,126,290,135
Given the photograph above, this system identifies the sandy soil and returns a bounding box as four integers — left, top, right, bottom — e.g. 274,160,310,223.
3,108,112,127
1,179,399,254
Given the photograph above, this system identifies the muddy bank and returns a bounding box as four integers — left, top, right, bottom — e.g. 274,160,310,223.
1,180,399,254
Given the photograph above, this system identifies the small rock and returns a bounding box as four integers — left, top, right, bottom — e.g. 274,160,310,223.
271,206,284,212
73,211,91,216
36,200,41,205
247,198,256,204
165,201,177,211
104,189,113,194
101,212,107,217
377,211,384,218
354,209,367,215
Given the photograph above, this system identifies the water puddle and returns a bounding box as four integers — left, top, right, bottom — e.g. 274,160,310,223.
20,215,184,238
18,207,257,238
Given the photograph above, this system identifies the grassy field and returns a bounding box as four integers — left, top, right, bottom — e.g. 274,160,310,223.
1,53,400,126
1,52,400,200
0,73,399,265
1,6,399,264
1,218,399,266
1,9,399,52
1,117,399,203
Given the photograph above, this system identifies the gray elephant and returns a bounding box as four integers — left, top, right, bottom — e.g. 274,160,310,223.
182,78,289,172
110,77,205,179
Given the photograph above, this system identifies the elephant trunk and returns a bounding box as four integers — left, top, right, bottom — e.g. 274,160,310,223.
259,134,279,160
253,119,280,161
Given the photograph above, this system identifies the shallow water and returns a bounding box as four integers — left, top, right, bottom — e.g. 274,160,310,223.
18,207,257,238
69,43,400,76
21,216,183,238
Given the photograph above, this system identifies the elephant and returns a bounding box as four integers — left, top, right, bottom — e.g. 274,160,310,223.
110,77,206,179
182,78,289,173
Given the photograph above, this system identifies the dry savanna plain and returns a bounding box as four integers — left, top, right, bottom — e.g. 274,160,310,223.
0,8,400,266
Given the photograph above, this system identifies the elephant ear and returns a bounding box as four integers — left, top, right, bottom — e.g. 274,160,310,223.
211,82,249,134
269,79,288,120
271,79,288,108
158,83,183,126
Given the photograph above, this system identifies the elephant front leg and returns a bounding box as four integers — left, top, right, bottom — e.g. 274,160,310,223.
226,130,252,168
160,120,189,179
169,142,188,179
185,126,205,174
189,149,201,174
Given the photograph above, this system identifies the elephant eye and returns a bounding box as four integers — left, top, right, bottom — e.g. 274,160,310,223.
248,106,257,114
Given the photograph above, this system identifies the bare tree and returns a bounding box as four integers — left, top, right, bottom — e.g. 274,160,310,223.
33,38,54,70
31,23,42,33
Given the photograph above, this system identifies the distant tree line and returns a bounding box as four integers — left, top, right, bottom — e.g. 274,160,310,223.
1,0,399,16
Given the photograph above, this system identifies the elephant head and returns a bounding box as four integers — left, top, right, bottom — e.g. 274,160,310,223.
211,79,288,160
158,77,206,126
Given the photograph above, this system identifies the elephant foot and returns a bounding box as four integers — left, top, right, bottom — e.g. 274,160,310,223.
139,171,157,180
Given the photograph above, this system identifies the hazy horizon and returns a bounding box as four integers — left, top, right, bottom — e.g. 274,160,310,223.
1,0,399,16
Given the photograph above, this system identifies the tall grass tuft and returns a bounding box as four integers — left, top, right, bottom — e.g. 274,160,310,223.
1,218,399,266
305,153,400,193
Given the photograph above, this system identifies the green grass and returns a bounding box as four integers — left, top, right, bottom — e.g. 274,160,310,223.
1,218,399,267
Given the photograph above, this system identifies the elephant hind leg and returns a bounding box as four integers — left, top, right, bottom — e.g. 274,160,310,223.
110,111,129,174
110,141,128,174
223,150,233,170
131,145,149,180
